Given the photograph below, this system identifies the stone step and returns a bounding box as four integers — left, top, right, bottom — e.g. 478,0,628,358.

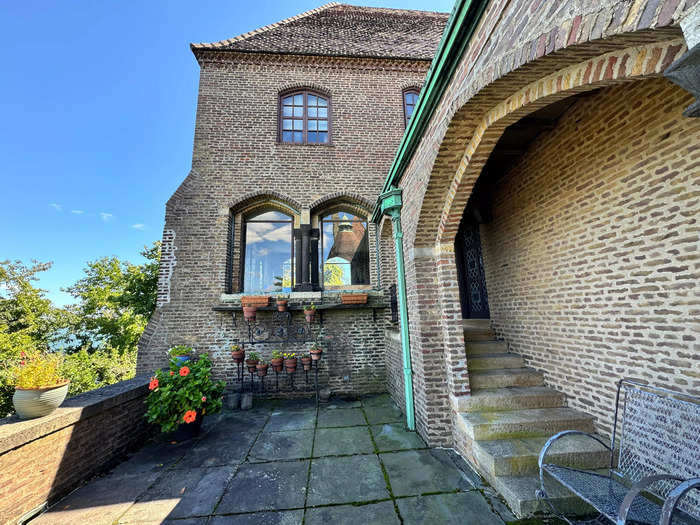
457,407,595,441
468,353,525,371
463,330,496,341
484,471,596,517
469,368,544,389
473,435,612,477
465,341,508,354
462,319,491,330
455,387,566,413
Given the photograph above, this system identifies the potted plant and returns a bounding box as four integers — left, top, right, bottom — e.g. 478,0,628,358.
304,303,317,323
301,353,312,371
168,345,194,366
11,349,70,419
270,350,284,372
246,351,261,374
340,293,368,305
231,344,245,363
144,353,225,438
310,342,323,361
243,305,258,322
283,352,298,373
256,360,269,377
276,297,288,312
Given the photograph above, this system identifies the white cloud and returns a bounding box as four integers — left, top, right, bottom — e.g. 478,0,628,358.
70,209,84,215
131,223,145,230
49,203,63,212
100,212,114,222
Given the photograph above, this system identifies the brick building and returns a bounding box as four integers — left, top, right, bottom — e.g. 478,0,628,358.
138,0,700,516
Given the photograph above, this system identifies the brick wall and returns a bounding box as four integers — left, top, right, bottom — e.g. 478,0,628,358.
482,78,700,436
138,51,431,398
0,376,152,525
384,328,406,414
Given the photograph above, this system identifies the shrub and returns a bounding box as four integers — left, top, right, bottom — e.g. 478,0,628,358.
11,349,66,389
144,353,225,433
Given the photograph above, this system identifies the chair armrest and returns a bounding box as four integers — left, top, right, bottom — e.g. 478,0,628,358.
659,477,700,525
616,474,684,525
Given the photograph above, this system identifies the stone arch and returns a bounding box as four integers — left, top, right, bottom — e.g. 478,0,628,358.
309,192,373,218
278,83,333,99
228,191,302,220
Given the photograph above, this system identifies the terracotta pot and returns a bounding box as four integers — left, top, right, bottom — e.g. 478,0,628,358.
245,359,259,373
241,296,270,307
276,299,288,312
243,306,257,322
304,309,316,323
301,356,312,371
310,348,323,361
13,381,70,419
340,293,368,305
271,357,284,372
284,358,298,373
256,363,269,377
231,349,245,363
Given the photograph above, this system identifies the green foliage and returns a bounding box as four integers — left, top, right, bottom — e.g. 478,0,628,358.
11,349,66,389
144,354,225,433
247,351,261,361
62,348,137,397
168,345,193,358
64,242,160,354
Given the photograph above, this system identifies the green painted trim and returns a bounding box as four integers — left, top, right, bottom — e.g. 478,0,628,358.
378,187,415,431
371,0,488,223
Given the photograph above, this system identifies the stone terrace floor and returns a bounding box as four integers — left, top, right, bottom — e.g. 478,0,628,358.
31,394,544,524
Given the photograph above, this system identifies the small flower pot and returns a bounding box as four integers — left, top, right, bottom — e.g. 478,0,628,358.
340,293,368,305
276,299,288,312
301,356,312,371
256,363,269,377
13,381,70,419
172,355,191,366
245,359,259,374
243,306,257,322
304,309,316,323
231,349,245,363
271,357,284,372
284,358,298,373
310,348,323,361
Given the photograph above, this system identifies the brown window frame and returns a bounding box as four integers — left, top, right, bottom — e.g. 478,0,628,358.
402,88,420,129
278,89,332,145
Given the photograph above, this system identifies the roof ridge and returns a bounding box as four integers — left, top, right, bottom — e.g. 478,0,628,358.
191,2,342,50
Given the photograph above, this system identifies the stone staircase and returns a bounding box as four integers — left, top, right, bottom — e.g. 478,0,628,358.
454,319,608,517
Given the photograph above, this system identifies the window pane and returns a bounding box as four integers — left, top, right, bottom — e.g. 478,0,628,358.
308,107,317,117
293,120,303,131
308,120,317,131
406,106,414,119
321,212,369,287
282,131,293,142
293,106,303,117
319,131,328,143
318,107,328,118
244,221,293,293
283,119,293,130
318,120,328,131
283,96,293,105
294,94,303,105
318,97,328,106
308,94,317,105
249,211,292,221
282,106,293,117
293,131,303,142
308,131,318,143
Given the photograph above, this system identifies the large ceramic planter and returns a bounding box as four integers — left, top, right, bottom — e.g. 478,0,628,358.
13,381,70,419
172,355,191,366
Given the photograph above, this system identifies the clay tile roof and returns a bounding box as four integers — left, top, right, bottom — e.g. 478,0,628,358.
191,3,449,60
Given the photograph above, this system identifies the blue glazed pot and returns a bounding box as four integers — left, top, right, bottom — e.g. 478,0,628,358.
172,355,191,366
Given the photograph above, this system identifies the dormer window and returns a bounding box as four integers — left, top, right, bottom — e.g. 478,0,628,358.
403,89,419,128
279,90,330,144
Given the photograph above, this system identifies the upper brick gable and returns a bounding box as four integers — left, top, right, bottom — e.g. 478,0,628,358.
191,3,449,60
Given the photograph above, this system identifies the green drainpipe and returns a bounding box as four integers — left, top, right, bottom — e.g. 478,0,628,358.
379,187,415,431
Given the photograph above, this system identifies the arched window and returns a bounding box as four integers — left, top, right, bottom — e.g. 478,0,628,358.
279,90,330,144
320,211,370,288
403,89,419,128
242,210,294,292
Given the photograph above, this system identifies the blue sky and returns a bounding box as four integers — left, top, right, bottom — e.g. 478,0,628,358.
0,0,454,306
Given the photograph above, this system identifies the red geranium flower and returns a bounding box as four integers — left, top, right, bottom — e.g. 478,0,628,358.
183,410,197,424
201,396,207,402
20,360,25,366
148,377,159,390
179,366,190,377
170,371,174,376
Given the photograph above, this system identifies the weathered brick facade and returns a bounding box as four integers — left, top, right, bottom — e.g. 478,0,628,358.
138,6,446,397
482,78,700,437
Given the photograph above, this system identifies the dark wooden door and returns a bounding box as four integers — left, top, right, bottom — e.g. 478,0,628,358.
455,220,490,319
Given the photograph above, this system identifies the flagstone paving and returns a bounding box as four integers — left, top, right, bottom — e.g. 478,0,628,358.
30,394,555,524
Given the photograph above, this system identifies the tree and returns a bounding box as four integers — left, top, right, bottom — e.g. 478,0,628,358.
64,242,160,354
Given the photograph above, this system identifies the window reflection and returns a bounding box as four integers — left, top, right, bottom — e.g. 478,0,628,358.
320,212,369,288
243,211,294,292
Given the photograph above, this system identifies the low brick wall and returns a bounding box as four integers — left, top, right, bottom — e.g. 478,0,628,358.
0,375,152,525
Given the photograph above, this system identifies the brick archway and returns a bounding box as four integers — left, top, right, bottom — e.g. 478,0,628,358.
404,35,687,444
